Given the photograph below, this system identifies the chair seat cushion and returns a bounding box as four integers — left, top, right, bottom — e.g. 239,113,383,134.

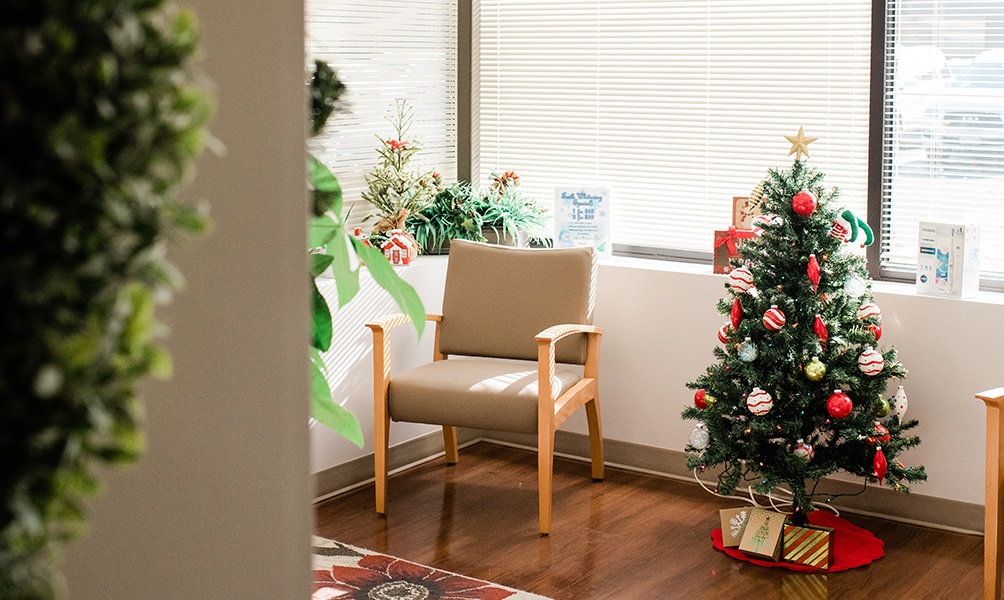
388,358,583,434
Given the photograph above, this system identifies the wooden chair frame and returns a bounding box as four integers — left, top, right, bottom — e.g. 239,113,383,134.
978,387,1004,600
365,313,604,535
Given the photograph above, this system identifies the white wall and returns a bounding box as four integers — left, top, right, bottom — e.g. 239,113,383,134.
63,0,312,598
315,255,1004,507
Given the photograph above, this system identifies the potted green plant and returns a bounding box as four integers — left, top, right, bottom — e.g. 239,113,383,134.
478,170,550,247
2,3,211,597
408,181,485,254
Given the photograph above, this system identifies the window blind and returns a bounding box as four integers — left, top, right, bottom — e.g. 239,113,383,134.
473,0,872,257
306,0,458,227
882,0,1004,283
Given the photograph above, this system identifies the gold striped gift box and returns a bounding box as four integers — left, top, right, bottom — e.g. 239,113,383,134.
782,523,835,570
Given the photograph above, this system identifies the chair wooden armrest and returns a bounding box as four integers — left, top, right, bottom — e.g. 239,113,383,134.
365,312,443,333
978,387,1004,600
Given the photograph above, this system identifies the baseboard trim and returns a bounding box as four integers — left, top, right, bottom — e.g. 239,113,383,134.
312,427,481,503
484,430,984,536
314,429,982,534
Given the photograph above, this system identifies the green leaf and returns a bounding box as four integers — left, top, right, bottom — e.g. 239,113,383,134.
329,232,360,307
308,154,342,216
310,348,363,446
352,239,425,338
310,253,334,278
311,278,333,351
308,214,340,251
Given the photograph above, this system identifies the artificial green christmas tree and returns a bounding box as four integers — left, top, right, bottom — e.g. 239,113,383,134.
683,130,926,526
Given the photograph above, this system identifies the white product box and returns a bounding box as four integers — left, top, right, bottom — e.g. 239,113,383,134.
916,222,980,298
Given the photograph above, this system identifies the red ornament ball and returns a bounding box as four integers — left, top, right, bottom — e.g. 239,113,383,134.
763,305,786,331
791,189,818,216
866,323,883,341
867,423,891,445
827,390,853,419
694,389,707,409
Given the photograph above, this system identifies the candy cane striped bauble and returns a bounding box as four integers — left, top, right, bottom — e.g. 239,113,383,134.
763,305,785,331
793,439,814,461
858,346,884,376
718,324,731,344
747,387,773,416
728,266,755,293
857,302,882,323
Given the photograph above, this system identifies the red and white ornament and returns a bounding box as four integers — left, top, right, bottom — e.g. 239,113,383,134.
728,266,755,293
793,439,814,461
866,323,883,341
892,386,908,420
731,298,743,329
826,390,853,419
763,305,786,331
747,387,774,416
857,302,882,323
791,189,818,216
717,324,731,344
858,346,884,376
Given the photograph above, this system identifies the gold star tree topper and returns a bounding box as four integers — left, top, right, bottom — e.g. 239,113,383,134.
785,126,818,160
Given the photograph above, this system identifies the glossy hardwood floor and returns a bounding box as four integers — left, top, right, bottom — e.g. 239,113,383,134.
314,442,983,599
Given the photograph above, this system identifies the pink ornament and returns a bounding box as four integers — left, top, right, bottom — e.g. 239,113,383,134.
857,302,882,323
763,305,786,331
728,266,755,293
827,390,853,419
858,346,884,376
718,324,731,344
791,189,818,216
747,387,773,416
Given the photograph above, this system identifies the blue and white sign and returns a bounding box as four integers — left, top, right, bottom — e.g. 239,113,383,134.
554,186,611,254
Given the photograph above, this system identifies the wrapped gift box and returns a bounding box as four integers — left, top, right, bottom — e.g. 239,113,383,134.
738,508,786,561
719,507,753,549
713,226,755,274
732,195,763,230
782,522,835,570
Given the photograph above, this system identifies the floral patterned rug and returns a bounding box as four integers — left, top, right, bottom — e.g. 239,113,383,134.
312,537,552,600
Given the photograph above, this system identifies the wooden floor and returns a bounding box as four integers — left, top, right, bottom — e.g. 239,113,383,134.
315,442,983,600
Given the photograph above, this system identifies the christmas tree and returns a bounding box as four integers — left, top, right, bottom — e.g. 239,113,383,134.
362,99,441,239
683,129,926,526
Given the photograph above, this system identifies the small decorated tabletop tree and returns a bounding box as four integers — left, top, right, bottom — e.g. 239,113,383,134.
683,128,926,526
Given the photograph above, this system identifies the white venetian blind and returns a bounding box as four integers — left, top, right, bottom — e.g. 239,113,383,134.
307,0,458,225
474,0,871,257
881,0,1004,283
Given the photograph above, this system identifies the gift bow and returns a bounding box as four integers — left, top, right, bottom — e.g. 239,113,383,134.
715,225,747,255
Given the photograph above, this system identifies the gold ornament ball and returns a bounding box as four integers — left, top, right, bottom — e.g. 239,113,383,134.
705,394,718,407
804,358,827,381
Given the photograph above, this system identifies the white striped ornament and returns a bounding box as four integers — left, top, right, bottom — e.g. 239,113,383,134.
763,305,786,331
747,387,773,416
728,266,755,292
857,302,882,323
718,324,731,344
858,346,884,376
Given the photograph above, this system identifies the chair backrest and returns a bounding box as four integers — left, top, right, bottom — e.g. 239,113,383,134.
439,240,596,365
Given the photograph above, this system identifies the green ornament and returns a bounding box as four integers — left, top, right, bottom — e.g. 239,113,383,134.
804,357,827,382
876,395,891,418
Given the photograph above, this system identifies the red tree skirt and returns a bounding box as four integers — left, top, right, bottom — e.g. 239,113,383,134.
711,510,884,572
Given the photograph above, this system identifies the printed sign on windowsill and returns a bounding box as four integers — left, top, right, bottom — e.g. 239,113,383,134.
554,186,611,254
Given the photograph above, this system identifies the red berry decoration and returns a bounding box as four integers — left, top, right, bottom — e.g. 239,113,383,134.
731,298,743,330
694,389,707,409
866,323,883,341
826,390,853,419
763,305,785,331
791,189,818,216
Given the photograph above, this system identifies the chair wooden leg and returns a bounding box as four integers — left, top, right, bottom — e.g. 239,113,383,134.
538,427,555,535
585,397,604,480
375,407,390,515
443,426,459,464
985,403,1004,600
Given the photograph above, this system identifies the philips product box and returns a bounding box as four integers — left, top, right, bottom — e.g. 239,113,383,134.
916,222,980,299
